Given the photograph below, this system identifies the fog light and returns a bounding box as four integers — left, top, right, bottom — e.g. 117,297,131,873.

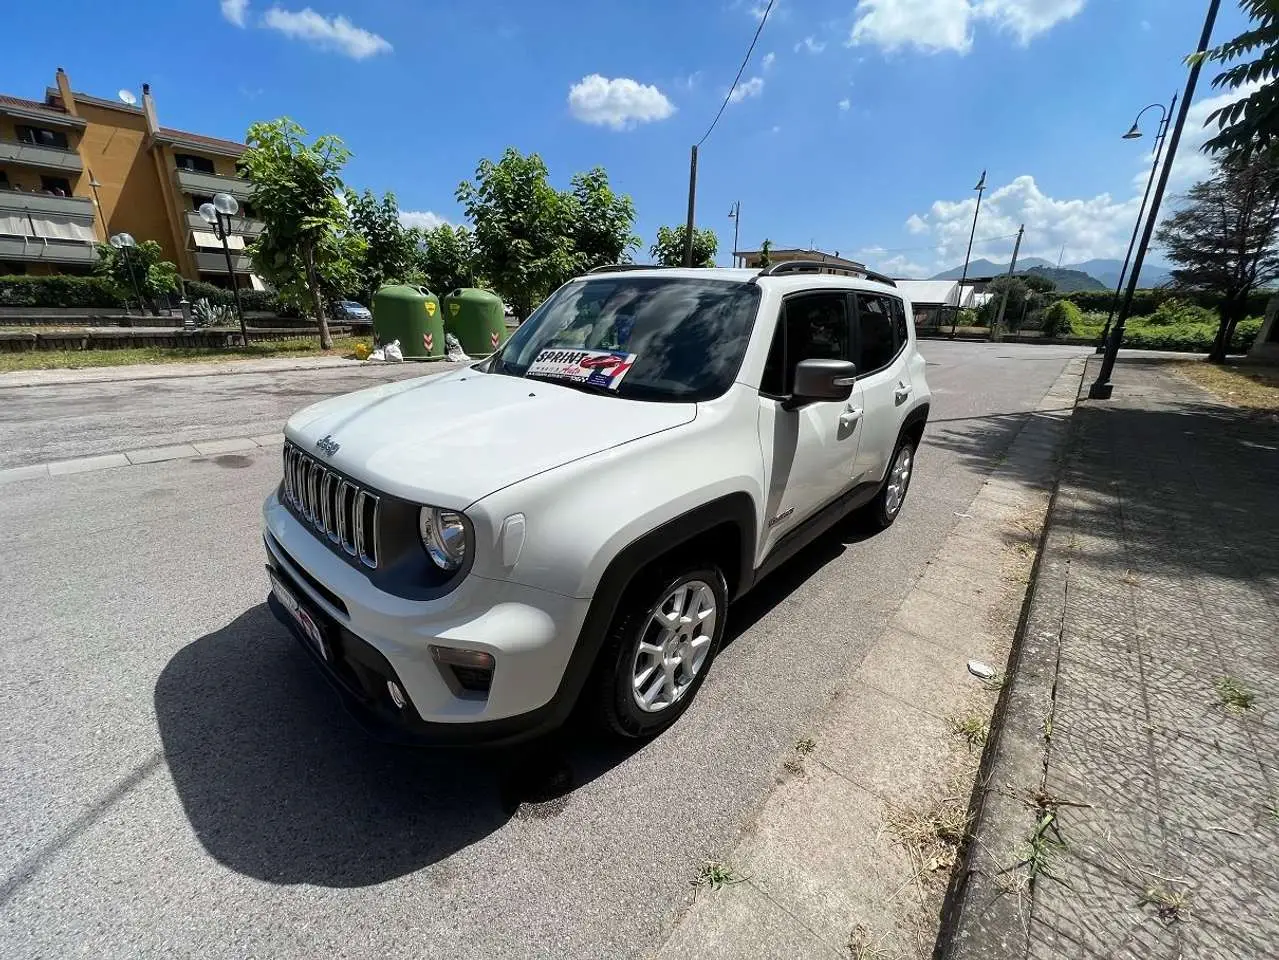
387,680,407,710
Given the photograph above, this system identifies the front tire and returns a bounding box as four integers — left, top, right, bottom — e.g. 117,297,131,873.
594,566,728,739
862,437,916,532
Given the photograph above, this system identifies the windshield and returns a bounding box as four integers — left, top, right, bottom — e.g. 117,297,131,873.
490,276,761,402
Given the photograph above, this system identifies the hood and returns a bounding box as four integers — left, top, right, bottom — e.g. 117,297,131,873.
285,368,696,509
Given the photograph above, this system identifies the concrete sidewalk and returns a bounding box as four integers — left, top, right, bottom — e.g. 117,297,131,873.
949,360,1279,959
0,354,371,389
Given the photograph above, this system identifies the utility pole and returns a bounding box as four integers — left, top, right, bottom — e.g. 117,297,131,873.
728,200,741,266
991,224,1024,341
683,145,699,267
951,170,986,338
1089,0,1221,400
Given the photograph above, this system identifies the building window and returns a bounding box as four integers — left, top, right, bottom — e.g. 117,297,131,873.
40,175,72,196
175,154,217,174
15,125,69,150
0,171,9,190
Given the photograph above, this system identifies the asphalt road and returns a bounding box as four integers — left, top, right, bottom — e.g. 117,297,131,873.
0,341,1088,959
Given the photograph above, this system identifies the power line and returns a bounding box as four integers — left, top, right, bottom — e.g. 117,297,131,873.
697,0,775,147
858,231,1024,256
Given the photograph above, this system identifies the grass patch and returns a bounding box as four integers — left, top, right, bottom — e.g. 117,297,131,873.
1215,676,1256,712
887,798,971,877
1139,883,1191,925
794,736,816,755
1174,358,1279,413
847,924,899,960
946,715,990,751
0,336,369,373
691,861,744,890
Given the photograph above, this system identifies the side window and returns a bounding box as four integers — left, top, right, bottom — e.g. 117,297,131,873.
855,294,897,372
890,298,909,349
760,292,850,397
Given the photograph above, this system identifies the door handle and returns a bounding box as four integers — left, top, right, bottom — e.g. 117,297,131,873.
894,381,912,404
839,405,863,428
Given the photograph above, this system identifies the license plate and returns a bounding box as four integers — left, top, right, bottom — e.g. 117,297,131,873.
269,570,329,661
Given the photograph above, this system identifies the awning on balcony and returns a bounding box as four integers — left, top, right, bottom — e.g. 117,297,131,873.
0,214,31,237
29,216,95,242
192,230,245,250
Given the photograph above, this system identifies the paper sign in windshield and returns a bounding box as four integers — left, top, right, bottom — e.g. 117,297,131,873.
527,349,637,390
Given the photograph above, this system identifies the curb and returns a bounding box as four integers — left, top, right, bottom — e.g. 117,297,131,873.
0,433,286,485
0,356,370,390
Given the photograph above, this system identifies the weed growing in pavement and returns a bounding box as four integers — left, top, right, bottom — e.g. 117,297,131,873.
979,671,1005,693
691,861,744,890
887,799,972,878
1140,884,1191,924
846,924,899,960
1267,798,1279,824
1215,676,1256,712
794,736,816,755
946,715,990,751
782,757,805,776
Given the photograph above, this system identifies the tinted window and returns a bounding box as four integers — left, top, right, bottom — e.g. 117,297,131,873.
890,298,909,348
493,277,761,403
856,294,896,372
16,125,68,149
760,292,851,396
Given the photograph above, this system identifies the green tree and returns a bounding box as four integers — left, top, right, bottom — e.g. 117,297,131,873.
567,167,639,270
1155,155,1279,362
1019,272,1057,294
240,118,363,349
416,223,479,294
759,238,773,267
456,148,577,319
347,188,418,302
1198,0,1279,157
650,225,718,267
979,276,1029,328
94,239,179,313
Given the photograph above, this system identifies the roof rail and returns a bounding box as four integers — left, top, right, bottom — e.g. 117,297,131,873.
586,263,665,274
754,260,897,288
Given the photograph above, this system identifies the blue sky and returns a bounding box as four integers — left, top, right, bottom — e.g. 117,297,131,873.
2,0,1251,275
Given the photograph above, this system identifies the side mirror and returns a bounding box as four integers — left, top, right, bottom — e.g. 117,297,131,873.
789,359,856,406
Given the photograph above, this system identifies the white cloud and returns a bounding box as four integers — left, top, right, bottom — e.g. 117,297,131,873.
905,174,1141,269
1140,19,1150,30
848,0,1084,55
262,6,392,58
748,1,773,20
795,36,827,54
838,98,851,111
729,76,765,104
771,125,782,134
399,210,450,231
762,51,776,69
221,0,249,27
905,213,930,234
567,75,675,130
880,254,930,277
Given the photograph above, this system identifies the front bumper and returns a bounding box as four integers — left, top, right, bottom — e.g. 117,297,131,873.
263,492,592,744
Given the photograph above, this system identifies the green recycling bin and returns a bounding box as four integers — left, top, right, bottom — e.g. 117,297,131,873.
371,284,444,359
443,287,507,355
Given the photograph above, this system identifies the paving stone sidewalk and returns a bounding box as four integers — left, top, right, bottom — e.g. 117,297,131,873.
949,359,1279,960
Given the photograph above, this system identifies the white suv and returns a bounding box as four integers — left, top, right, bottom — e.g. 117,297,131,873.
262,263,930,743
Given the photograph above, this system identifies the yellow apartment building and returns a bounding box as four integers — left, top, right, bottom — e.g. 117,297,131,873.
0,67,259,289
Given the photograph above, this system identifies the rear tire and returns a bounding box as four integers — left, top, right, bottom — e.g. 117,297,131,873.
593,565,728,739
861,437,916,532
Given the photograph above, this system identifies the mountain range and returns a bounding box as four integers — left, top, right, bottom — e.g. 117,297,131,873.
928,257,1173,291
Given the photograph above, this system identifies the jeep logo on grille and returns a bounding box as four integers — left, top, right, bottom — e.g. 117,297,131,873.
315,435,340,457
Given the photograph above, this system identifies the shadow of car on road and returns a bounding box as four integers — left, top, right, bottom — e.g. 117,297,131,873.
154,603,641,888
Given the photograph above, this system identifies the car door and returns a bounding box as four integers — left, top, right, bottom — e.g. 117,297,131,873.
850,291,914,487
757,290,864,557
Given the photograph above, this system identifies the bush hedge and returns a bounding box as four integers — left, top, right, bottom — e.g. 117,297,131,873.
1068,313,1263,353
1041,300,1082,337
0,275,124,308
1061,287,1275,317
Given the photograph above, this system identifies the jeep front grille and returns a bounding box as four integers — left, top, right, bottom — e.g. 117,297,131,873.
282,443,380,568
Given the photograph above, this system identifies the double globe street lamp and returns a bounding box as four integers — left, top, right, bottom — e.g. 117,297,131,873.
199,192,249,344
108,232,144,315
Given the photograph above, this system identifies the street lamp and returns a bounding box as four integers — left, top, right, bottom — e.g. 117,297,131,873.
1096,95,1178,355
951,170,986,338
199,191,248,345
728,201,741,267
109,232,144,315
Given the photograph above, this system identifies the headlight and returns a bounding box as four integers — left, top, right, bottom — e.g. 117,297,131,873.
419,507,468,571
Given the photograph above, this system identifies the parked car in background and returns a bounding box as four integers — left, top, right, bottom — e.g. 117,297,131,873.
332,300,372,322
265,262,931,745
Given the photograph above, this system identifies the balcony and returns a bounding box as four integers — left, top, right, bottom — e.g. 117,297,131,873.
194,249,253,275
174,168,253,201
0,189,96,224
184,209,263,237
0,235,97,265
0,137,83,173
